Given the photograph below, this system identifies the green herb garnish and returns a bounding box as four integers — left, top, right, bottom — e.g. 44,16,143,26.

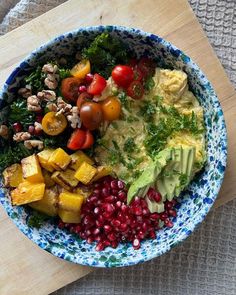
24,66,46,92
123,137,136,154
144,77,155,91
138,100,156,121
27,211,49,229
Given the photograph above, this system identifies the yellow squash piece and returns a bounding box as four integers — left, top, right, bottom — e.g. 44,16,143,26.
74,161,97,185
74,187,91,200
59,191,84,212
70,151,94,171
29,187,58,216
42,169,55,187
48,148,71,170
58,209,81,223
3,163,23,187
92,166,112,182
11,181,45,206
21,154,44,183
51,169,79,191
38,149,55,172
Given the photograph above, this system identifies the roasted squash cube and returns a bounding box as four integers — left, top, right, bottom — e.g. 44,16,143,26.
70,151,94,171
42,169,55,187
51,169,79,191
74,162,97,185
21,154,44,183
29,187,58,216
58,209,81,223
48,148,71,170
11,181,45,205
92,166,112,182
37,149,55,172
74,187,91,200
3,163,23,187
59,191,84,212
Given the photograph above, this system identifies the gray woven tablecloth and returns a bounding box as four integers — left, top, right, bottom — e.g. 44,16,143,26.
0,1,236,294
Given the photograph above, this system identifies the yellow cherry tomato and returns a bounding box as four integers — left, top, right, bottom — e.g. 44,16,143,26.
101,96,121,121
70,59,91,79
42,112,67,136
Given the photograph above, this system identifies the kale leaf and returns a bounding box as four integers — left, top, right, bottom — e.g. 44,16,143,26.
8,99,36,127
24,66,46,92
82,33,130,79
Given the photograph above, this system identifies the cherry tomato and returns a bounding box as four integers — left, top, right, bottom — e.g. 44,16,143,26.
61,77,81,102
112,65,134,88
81,130,94,149
101,96,121,121
42,111,67,136
70,59,90,79
138,57,156,79
87,74,107,95
133,66,143,82
127,81,144,100
76,92,93,111
67,129,94,150
80,102,103,130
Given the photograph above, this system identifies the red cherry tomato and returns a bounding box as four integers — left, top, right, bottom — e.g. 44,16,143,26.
67,129,86,150
76,92,92,111
87,74,107,95
81,130,94,149
112,65,134,88
133,66,143,82
138,57,156,78
80,101,103,130
61,77,81,102
127,81,144,100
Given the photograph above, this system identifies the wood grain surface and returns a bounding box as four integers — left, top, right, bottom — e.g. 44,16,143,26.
0,0,235,294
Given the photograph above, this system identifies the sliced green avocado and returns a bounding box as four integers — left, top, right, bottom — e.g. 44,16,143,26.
127,148,172,204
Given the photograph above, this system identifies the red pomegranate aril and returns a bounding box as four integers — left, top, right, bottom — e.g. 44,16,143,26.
58,221,65,229
108,233,117,241
121,204,128,213
83,215,95,228
75,225,82,233
118,191,126,201
150,213,160,221
160,212,168,221
140,198,148,209
119,223,128,232
104,195,116,203
132,238,141,250
88,195,98,203
13,122,23,133
168,209,177,217
94,207,100,214
80,232,86,239
79,85,87,93
104,224,112,233
147,187,156,201
103,240,111,247
85,229,92,237
132,206,143,216
165,201,173,210
94,235,102,242
142,208,149,216
111,240,118,248
85,73,94,84
86,236,94,244
36,114,43,123
111,189,119,195
110,180,118,189
93,228,100,235
96,242,105,251
94,183,101,189
164,219,174,228
111,219,121,228
69,226,76,233
149,230,156,239
142,222,148,231
153,192,162,203
103,203,115,214
115,201,122,208
117,180,125,189
101,187,110,197
28,125,35,134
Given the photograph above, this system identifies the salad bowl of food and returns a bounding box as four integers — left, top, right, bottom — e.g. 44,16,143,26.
0,26,227,267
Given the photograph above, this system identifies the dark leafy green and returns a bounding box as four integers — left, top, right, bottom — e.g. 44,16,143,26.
138,100,156,122
123,137,136,154
8,99,36,127
24,66,46,92
27,211,49,229
82,33,130,79
144,77,155,91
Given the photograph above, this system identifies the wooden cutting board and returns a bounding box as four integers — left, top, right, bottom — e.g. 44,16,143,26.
0,0,235,294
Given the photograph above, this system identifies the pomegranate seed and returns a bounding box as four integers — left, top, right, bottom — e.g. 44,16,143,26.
137,230,145,239
118,191,126,201
111,189,119,195
86,236,94,244
80,232,86,239
132,206,142,216
111,240,118,248
13,122,23,133
36,114,43,123
111,219,121,228
132,238,141,250
96,242,105,251
119,223,128,232
104,195,116,203
79,85,87,93
149,230,156,239
88,195,98,203
94,235,102,242
75,225,82,233
94,183,101,189
85,229,92,237
168,209,177,217
142,208,149,216
95,220,103,227
93,228,100,235
85,73,94,84
150,213,160,221
165,202,173,209
58,221,65,229
28,125,35,134
116,201,122,208
121,204,128,213
110,180,118,189
147,187,156,201
103,203,115,214
140,198,148,208
164,219,174,228
69,226,76,233
83,215,95,228
108,233,117,241
94,207,100,214
142,222,148,231
171,199,177,206
153,192,162,203
160,213,168,221
117,180,125,189
102,187,110,197
104,225,112,233
103,240,111,247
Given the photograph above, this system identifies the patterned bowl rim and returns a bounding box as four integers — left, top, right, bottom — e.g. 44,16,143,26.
0,25,228,267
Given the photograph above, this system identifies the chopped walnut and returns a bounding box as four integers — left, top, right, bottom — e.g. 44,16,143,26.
56,97,72,115
44,74,59,90
18,85,32,98
46,102,58,112
0,125,9,139
42,63,58,74
67,106,81,129
13,132,31,142
34,122,43,133
27,95,42,112
37,90,56,101
24,140,44,150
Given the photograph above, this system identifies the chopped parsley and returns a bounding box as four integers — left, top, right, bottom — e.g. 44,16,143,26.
144,77,155,91
27,211,49,229
138,100,156,121
118,91,130,111
24,66,47,92
123,137,136,153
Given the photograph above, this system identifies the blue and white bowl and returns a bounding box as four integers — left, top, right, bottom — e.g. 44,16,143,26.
0,26,227,267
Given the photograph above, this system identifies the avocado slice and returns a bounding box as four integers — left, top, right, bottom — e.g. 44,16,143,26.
127,148,172,204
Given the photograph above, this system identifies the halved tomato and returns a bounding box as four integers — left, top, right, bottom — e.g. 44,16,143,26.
80,130,94,149
127,81,144,100
87,74,107,95
70,59,90,79
138,57,156,78
61,77,81,102
67,128,94,150
42,112,67,136
76,92,93,111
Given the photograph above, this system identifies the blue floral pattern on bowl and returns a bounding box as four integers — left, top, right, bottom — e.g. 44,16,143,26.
0,26,227,267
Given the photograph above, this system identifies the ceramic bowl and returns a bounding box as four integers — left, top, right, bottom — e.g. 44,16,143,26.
0,26,227,267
